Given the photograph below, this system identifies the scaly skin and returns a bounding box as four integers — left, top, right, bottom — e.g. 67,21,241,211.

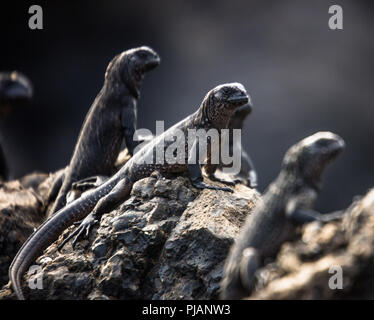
10,82,250,300
0,71,33,180
47,46,160,216
220,131,345,300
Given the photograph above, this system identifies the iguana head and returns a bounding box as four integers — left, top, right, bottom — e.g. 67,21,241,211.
202,83,250,129
125,46,160,74
105,46,160,98
282,131,345,189
0,71,33,117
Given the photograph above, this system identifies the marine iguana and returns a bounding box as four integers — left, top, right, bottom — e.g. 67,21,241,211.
72,103,257,197
220,131,345,300
10,82,250,300
0,71,33,180
47,46,160,216
204,102,257,188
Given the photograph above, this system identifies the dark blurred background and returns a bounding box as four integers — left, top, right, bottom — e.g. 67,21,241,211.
0,0,373,211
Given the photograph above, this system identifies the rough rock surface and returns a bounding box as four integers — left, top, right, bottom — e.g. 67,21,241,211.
2,169,374,300
248,189,374,299
0,172,55,288
148,183,257,299
0,171,259,299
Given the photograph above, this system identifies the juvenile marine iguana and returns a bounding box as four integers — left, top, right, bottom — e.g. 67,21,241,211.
47,46,160,215
220,131,345,300
10,82,250,300
0,71,33,180
205,102,257,188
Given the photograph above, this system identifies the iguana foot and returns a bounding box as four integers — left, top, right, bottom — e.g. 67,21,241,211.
71,175,108,192
320,210,345,222
192,181,233,193
207,174,236,186
57,213,98,251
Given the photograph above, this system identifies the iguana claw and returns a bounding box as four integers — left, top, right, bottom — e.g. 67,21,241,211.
57,213,98,251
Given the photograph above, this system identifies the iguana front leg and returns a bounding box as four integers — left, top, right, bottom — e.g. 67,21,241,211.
188,138,233,192
122,103,138,156
204,136,236,186
204,163,236,186
286,197,345,225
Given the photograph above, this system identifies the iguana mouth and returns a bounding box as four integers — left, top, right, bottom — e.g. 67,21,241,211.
144,57,161,72
227,94,249,105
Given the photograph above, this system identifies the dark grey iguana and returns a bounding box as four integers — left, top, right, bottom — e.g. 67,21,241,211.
0,71,33,180
47,46,160,216
220,131,345,300
10,82,250,300
75,103,257,196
